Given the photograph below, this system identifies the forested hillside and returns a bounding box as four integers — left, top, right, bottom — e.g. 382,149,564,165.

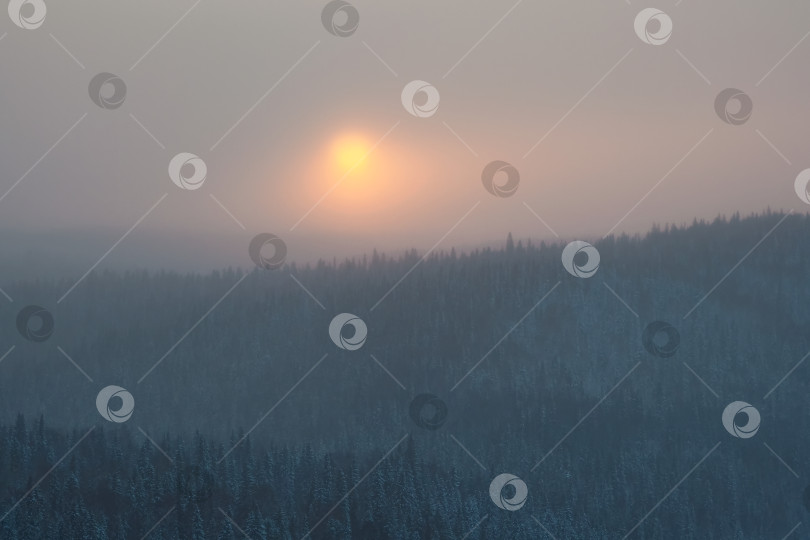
1,211,808,538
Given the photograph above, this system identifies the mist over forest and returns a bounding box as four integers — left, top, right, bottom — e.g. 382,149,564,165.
0,212,808,538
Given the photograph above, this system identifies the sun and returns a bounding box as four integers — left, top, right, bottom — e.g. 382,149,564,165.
332,134,372,173
285,128,429,231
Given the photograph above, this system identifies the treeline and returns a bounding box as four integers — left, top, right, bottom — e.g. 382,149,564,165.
0,211,808,537
0,415,556,539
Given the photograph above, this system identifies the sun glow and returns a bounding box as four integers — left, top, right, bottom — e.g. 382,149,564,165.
281,128,434,233
326,132,385,205
332,134,372,173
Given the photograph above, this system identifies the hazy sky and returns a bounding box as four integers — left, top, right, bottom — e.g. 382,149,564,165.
1,0,809,276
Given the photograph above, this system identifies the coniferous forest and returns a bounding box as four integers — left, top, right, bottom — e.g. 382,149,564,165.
1,211,809,538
